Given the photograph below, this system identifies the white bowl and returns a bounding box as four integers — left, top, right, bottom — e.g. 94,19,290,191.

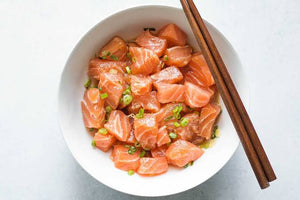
58,5,249,197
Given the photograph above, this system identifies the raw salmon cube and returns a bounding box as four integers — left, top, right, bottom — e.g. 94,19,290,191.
198,103,221,139
104,110,131,141
156,126,171,147
151,145,168,158
184,82,214,108
129,47,160,75
129,91,161,113
134,114,158,149
112,145,140,171
166,140,204,167
81,88,105,128
175,113,200,141
154,83,185,104
151,66,183,84
130,75,152,96
98,72,125,109
99,36,128,61
136,30,167,57
154,103,188,124
93,132,116,152
126,130,137,144
88,58,127,80
158,23,187,47
164,46,192,67
187,52,215,86
137,157,168,176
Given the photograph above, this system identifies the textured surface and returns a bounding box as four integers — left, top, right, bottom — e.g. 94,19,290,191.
0,0,299,199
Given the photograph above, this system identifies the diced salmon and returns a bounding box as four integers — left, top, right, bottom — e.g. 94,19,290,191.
154,83,185,104
137,157,168,176
158,23,187,47
198,103,221,139
187,52,215,86
99,36,128,61
112,145,140,171
136,30,167,57
88,58,127,80
126,130,137,144
152,59,164,74
156,126,171,147
130,75,152,96
154,103,188,124
104,110,131,141
81,88,105,128
151,66,183,84
175,113,200,141
166,140,204,167
98,72,125,109
164,46,192,67
151,145,168,157
129,91,161,113
129,47,160,75
93,132,116,152
184,82,214,108
134,114,158,149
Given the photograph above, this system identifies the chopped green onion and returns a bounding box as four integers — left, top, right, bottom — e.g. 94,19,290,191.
125,66,131,74
132,56,137,63
190,161,194,166
135,108,144,119
110,55,119,61
124,145,131,148
89,128,94,132
172,105,183,119
180,118,189,127
169,132,177,139
100,93,108,99
99,87,102,91
140,150,146,158
128,170,135,176
183,163,189,168
211,125,218,139
163,55,169,61
105,106,112,113
173,122,180,128
98,128,107,135
127,52,131,59
91,140,96,147
101,50,111,57
84,79,91,88
143,27,156,31
102,56,106,59
123,94,133,105
164,116,173,122
128,146,137,155
167,142,172,147
92,85,98,88
123,86,131,95
134,142,141,148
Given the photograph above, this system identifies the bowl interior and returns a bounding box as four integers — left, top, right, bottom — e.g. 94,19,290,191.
58,5,249,197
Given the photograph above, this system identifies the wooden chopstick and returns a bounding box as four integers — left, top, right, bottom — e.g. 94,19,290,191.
185,0,276,183
180,0,271,189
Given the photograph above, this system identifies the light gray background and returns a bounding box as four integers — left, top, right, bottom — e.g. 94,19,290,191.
0,0,299,199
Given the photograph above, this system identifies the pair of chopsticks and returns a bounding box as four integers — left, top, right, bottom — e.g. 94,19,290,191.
180,0,276,189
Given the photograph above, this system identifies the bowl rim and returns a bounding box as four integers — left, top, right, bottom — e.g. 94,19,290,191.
58,4,249,197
